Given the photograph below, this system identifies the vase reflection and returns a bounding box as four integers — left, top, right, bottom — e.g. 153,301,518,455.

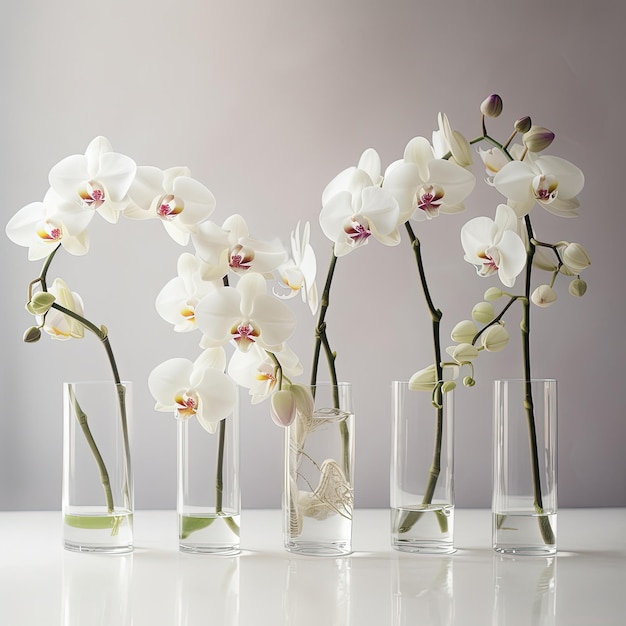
61,552,132,625
392,556,454,625
492,556,556,626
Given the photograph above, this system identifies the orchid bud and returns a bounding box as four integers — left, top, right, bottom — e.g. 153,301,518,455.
484,287,503,301
270,389,297,427
472,301,495,324
531,284,558,307
562,243,591,273
441,381,457,394
463,376,476,387
409,365,437,392
522,126,555,152
514,116,532,133
450,343,479,363
481,324,509,352
290,383,314,419
23,326,42,343
569,278,588,297
451,320,478,344
480,94,503,118
26,291,56,316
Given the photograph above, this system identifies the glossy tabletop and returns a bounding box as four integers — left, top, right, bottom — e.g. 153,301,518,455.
1,508,624,625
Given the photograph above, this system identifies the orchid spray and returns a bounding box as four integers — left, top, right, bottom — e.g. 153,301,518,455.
6,137,138,533
448,94,588,546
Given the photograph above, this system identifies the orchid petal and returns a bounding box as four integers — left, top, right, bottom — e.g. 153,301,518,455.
148,358,194,412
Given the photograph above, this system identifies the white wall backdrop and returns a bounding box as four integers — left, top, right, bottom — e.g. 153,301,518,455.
1,0,624,510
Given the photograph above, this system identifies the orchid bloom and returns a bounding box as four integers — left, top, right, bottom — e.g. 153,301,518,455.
318,148,402,256
228,342,303,404
274,221,318,314
125,166,216,245
432,113,473,168
383,136,476,222
493,152,585,218
461,204,527,288
147,348,237,433
191,214,288,280
5,189,93,260
194,272,296,353
42,278,85,340
155,253,221,332
48,136,136,224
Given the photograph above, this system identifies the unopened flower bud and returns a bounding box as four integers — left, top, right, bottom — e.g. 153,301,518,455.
23,326,42,343
472,301,495,324
463,376,476,387
409,365,437,392
270,390,297,427
569,278,587,297
481,324,509,352
441,381,457,394
484,287,503,301
514,116,532,133
562,242,591,273
449,343,479,363
26,291,56,316
451,320,478,344
480,94,503,118
531,284,558,307
523,126,555,152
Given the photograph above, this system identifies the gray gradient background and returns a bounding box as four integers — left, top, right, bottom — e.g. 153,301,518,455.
1,0,624,510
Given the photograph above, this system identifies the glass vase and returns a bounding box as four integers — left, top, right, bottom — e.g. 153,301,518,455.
283,382,354,556
62,381,133,553
178,404,240,555
390,381,455,554
492,379,558,555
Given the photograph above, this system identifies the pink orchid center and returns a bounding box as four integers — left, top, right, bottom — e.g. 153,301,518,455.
533,174,558,203
417,184,444,217
157,194,183,220
345,217,371,243
175,392,198,419
37,221,62,242
231,323,259,351
478,246,500,275
229,245,254,271
79,181,106,209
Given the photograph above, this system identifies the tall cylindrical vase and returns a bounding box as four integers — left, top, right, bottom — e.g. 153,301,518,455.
62,381,133,553
390,381,455,554
178,405,240,555
283,382,354,556
493,379,557,555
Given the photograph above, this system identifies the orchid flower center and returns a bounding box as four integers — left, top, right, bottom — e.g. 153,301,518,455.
157,194,183,220
175,391,198,419
37,221,62,242
417,184,444,217
344,217,371,244
533,174,558,203
231,323,260,351
79,181,106,209
477,247,500,276
229,245,254,272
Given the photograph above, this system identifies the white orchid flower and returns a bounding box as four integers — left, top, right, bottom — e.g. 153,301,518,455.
274,221,318,314
321,148,382,206
477,144,525,183
432,113,472,168
195,272,296,353
228,342,303,404
191,214,287,280
5,189,93,260
48,136,136,224
493,153,584,217
383,136,476,222
42,278,85,340
155,253,221,332
125,166,216,245
148,348,237,433
461,204,527,288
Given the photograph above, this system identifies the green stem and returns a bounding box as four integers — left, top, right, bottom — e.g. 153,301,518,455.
215,419,226,514
522,216,556,546
399,223,448,534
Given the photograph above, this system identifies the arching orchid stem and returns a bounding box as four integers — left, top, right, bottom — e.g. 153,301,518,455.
400,222,448,534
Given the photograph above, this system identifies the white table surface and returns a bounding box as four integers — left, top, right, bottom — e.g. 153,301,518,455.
1,508,624,625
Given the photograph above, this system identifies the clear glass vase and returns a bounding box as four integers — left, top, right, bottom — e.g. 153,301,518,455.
390,381,455,554
492,379,558,555
178,405,240,555
62,381,133,553
283,382,354,556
